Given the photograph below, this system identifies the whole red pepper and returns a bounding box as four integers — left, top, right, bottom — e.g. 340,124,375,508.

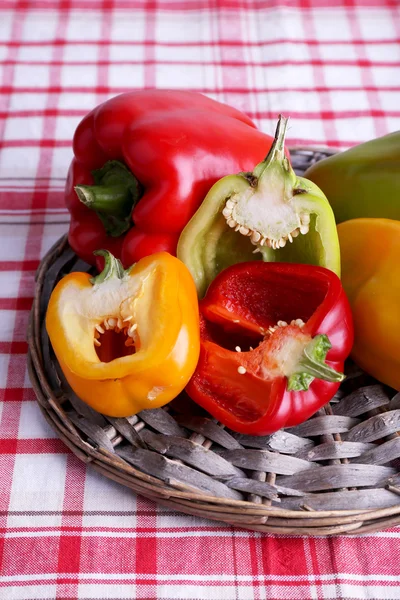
66,90,275,266
186,262,354,435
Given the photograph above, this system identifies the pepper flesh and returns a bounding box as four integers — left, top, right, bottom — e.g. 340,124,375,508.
186,262,353,435
338,218,400,390
305,131,400,224
67,90,275,266
46,251,200,417
178,115,341,297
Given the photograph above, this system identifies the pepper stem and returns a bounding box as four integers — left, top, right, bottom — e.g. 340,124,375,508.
287,334,345,392
90,250,128,285
75,160,141,238
75,184,132,215
252,114,290,181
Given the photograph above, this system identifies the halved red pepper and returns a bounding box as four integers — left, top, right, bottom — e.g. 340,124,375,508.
186,262,354,435
66,90,275,266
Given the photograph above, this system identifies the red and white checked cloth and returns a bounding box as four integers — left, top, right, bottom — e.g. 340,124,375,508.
1,1,400,599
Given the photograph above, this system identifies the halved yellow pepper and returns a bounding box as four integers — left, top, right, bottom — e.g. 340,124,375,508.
338,218,400,390
46,250,200,416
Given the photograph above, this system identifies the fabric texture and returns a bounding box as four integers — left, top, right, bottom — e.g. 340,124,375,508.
1,1,400,599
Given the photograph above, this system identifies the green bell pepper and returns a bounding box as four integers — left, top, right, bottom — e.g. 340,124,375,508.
304,131,400,224
177,115,341,297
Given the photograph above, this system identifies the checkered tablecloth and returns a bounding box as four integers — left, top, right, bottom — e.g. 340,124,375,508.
1,1,400,599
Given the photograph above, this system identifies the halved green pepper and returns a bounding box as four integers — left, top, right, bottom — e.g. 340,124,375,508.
177,115,341,297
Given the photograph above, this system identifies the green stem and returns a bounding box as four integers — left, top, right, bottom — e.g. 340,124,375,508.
287,334,345,392
75,184,134,216
75,160,141,238
90,250,127,285
252,114,290,180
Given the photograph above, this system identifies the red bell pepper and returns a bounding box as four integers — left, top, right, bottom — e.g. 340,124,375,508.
66,90,275,266
186,262,354,435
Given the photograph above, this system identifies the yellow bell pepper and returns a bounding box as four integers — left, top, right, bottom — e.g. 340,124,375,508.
338,218,400,390
46,250,200,416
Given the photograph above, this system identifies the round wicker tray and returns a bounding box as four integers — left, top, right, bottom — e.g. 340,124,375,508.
28,148,400,537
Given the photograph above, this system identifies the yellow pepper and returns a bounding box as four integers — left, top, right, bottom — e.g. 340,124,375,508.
46,250,200,416
338,218,400,390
